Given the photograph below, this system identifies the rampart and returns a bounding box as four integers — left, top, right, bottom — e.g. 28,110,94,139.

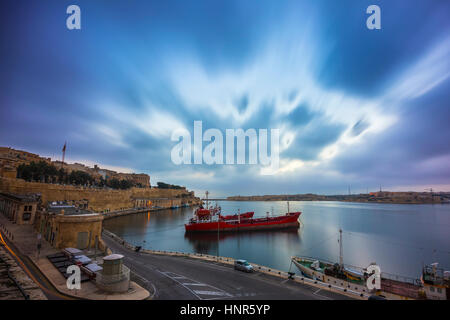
0,177,200,212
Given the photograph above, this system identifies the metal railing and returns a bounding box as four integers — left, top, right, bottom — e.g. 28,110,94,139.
102,230,369,299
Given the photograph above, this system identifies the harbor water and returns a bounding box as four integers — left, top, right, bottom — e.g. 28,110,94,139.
103,201,450,279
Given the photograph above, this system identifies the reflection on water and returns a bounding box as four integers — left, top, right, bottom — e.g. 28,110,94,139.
184,229,300,254
103,201,450,278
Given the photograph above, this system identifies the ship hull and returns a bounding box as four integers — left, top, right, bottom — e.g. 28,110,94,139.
291,257,328,281
185,212,301,232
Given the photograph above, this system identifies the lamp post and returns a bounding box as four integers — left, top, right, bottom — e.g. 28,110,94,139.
36,233,42,259
217,214,220,259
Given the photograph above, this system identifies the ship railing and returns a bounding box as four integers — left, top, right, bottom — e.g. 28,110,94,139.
291,255,338,267
381,271,421,286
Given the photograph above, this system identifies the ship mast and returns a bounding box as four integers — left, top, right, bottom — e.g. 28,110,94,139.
339,229,344,267
205,191,209,209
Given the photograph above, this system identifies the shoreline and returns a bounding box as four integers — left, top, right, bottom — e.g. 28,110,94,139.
206,199,450,205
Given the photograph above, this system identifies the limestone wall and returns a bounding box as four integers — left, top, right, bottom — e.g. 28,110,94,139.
0,177,200,212
54,215,104,249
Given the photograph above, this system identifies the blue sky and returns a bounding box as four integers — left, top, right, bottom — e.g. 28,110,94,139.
1,0,450,196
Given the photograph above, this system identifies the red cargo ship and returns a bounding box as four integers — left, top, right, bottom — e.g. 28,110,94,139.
195,205,221,220
185,211,301,232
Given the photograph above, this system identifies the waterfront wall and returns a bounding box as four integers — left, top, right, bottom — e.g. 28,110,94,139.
0,177,200,212
102,229,370,300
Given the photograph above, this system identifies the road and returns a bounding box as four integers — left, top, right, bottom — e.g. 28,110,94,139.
103,234,353,300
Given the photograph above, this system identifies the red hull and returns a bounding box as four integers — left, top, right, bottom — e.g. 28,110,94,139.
185,212,301,232
219,211,254,221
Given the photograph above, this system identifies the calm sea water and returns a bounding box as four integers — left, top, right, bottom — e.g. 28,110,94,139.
103,201,450,279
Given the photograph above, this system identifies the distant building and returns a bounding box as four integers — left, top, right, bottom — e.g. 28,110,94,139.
0,192,39,225
133,197,182,209
0,162,16,179
116,173,150,188
0,146,151,188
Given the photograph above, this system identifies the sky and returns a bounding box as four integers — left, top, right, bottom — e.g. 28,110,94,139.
1,0,450,197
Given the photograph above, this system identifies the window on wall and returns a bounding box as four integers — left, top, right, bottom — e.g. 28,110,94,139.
23,213,31,221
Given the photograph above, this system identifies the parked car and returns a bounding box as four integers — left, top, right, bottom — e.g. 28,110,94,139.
234,259,254,273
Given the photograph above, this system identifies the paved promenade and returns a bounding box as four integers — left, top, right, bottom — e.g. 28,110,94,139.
0,214,149,300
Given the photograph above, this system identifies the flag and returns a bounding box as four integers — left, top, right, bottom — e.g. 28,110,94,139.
62,142,66,152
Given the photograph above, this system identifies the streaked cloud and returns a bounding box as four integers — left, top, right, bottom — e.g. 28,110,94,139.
1,0,450,195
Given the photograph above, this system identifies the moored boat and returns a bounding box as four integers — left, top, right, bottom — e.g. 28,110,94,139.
421,262,450,300
291,229,429,299
185,211,301,232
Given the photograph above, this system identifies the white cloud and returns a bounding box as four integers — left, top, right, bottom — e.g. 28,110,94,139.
387,36,450,100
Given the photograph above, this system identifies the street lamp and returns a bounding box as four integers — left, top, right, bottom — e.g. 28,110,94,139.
217,214,220,259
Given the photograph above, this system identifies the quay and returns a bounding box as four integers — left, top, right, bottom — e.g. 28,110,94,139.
101,228,365,300
102,204,196,220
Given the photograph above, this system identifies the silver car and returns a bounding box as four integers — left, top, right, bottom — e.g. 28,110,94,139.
234,259,254,272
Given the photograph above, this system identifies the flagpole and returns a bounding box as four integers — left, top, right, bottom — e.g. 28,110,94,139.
61,141,66,169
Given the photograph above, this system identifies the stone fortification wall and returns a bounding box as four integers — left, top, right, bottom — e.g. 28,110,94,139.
0,177,199,212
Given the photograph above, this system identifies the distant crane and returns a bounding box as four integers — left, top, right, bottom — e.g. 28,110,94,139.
425,188,435,202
